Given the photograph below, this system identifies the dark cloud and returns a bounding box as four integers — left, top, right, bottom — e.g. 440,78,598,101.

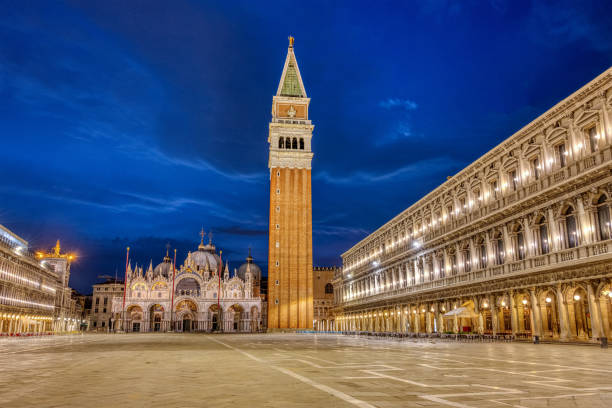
213,226,268,237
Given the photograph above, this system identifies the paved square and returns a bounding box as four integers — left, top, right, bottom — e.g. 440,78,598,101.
1,334,611,407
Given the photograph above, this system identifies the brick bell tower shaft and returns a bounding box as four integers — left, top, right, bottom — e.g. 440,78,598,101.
267,37,314,329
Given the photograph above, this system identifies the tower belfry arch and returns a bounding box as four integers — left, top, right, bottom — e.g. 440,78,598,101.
267,37,314,330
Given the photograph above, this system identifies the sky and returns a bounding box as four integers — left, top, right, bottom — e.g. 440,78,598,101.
1,0,611,293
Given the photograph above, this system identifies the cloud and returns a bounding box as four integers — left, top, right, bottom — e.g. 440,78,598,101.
0,184,249,225
0,17,264,188
138,147,266,184
315,157,462,185
313,225,370,237
376,98,420,145
526,0,612,52
379,98,418,111
213,226,268,236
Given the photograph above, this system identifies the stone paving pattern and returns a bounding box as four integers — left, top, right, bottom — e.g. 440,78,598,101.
1,333,611,407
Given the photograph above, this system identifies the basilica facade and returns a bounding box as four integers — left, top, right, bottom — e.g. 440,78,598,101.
333,67,612,344
111,233,263,333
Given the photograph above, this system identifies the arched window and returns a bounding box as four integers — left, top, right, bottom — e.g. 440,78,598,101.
516,225,525,260
565,207,578,248
285,138,291,149
299,138,304,150
588,127,598,153
463,247,471,272
538,217,549,254
597,195,610,240
292,138,298,149
479,240,487,269
494,233,504,265
325,283,333,294
278,138,284,149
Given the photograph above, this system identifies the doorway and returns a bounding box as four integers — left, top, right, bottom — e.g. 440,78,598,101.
183,319,191,332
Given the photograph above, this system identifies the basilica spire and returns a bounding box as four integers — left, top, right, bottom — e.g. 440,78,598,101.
164,242,171,262
198,227,205,250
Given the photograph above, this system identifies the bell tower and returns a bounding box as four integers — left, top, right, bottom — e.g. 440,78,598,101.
267,36,314,329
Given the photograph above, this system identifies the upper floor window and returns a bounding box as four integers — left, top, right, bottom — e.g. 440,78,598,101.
278,138,284,149
494,234,504,265
516,226,525,260
588,127,598,153
509,170,518,191
565,207,578,248
479,243,487,269
531,157,540,180
325,283,333,294
490,180,498,200
538,217,549,255
300,138,304,150
95,297,100,305
450,254,457,275
292,138,298,149
463,249,471,272
103,297,108,305
597,195,610,240
556,143,567,168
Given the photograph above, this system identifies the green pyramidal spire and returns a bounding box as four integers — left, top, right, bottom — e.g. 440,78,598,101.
277,36,306,98
280,61,303,97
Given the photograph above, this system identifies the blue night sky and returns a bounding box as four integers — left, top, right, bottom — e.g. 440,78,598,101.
1,1,611,293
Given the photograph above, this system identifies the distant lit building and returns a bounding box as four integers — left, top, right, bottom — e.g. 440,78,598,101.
112,231,263,333
0,224,81,335
90,279,123,331
313,267,338,331
334,67,612,344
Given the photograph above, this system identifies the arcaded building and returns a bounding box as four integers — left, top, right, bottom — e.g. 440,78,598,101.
0,225,82,335
333,67,612,343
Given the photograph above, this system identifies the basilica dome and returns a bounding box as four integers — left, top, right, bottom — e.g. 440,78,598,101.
187,233,221,272
153,259,173,278
153,250,173,278
191,248,220,271
237,249,261,281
